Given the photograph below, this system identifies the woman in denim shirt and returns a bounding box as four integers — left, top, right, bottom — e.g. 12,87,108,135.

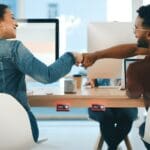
0,4,83,142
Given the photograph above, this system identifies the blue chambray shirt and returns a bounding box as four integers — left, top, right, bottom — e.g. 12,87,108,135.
0,39,75,111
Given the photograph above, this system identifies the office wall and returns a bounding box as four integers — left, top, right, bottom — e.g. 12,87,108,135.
0,0,17,16
23,0,107,51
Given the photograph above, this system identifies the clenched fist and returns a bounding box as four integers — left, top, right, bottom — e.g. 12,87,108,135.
72,52,83,66
82,52,97,67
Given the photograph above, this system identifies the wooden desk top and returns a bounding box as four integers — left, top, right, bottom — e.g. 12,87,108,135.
28,87,145,108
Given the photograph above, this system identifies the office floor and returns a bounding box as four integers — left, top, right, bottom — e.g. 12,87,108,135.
32,108,147,150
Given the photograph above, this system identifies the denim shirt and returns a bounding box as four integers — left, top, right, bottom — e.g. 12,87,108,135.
0,39,75,111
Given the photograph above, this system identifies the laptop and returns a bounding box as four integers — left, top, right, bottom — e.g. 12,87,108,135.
122,58,142,89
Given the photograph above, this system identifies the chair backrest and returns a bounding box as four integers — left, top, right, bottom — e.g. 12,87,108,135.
143,108,150,144
0,93,35,150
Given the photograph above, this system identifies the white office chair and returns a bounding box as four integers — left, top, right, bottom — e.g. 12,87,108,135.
0,93,36,150
143,108,150,144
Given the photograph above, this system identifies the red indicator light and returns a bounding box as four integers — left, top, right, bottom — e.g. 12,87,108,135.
91,104,106,112
56,104,70,111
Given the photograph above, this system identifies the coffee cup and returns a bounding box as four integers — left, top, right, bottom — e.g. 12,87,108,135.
73,74,82,89
64,78,76,93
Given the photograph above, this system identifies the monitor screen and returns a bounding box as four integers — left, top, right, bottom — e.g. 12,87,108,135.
87,22,136,79
16,19,59,65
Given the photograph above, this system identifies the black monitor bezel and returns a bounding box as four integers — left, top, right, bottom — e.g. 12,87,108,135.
17,18,59,60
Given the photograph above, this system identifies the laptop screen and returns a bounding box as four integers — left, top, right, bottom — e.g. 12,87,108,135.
124,58,142,89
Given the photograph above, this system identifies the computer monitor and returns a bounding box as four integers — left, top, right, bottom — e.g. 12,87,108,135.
16,19,59,65
87,22,136,79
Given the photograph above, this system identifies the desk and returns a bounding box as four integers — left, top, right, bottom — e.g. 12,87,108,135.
28,87,145,108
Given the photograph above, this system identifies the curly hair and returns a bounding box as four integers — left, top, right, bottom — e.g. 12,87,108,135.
0,4,8,19
137,4,150,28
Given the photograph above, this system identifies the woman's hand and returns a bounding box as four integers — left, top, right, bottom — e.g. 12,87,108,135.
72,52,83,66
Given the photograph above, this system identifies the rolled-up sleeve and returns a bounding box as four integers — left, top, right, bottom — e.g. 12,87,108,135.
11,41,75,83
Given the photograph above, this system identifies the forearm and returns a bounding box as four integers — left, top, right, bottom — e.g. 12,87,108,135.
94,44,138,60
38,52,75,83
13,41,75,83
83,43,150,67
